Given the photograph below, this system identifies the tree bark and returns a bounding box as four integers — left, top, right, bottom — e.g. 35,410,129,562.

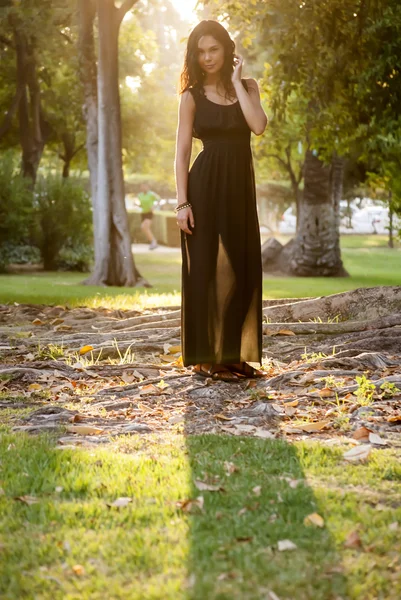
78,0,147,287
287,150,348,277
388,191,394,249
13,25,47,184
78,0,99,254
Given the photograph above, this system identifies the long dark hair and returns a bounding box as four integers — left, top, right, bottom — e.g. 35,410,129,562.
179,20,236,99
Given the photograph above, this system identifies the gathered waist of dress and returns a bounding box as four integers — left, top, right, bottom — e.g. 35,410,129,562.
202,133,251,150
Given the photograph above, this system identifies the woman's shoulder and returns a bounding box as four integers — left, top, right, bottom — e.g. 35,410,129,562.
180,88,197,108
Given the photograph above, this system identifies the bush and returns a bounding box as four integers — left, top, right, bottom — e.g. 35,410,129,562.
55,243,93,272
33,176,93,271
0,244,41,272
0,154,35,270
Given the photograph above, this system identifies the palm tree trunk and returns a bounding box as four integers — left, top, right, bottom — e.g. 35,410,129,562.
288,150,348,277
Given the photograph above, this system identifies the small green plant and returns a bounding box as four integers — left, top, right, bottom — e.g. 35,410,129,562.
333,413,351,431
379,381,400,398
301,349,328,363
109,339,135,365
354,374,376,406
65,348,104,367
326,393,352,431
318,375,345,389
308,314,341,324
37,343,65,360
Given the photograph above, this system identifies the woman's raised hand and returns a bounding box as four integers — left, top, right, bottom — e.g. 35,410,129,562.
232,54,244,85
176,206,195,235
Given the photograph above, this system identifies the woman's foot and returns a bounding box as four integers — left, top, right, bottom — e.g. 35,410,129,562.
227,362,266,378
193,363,240,382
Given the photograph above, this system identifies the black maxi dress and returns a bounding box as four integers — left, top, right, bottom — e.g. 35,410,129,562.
180,80,263,367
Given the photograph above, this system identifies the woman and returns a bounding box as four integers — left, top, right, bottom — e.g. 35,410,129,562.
174,20,268,382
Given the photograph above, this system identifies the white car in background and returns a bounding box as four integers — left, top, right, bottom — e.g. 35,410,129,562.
277,206,297,234
345,206,401,234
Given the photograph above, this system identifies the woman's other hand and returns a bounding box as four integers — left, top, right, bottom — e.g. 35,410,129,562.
177,206,195,235
231,54,244,85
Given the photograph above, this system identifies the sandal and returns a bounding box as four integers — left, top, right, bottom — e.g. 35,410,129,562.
227,362,267,379
193,363,240,383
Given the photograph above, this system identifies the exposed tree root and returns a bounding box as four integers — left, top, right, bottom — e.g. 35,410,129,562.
1,286,400,446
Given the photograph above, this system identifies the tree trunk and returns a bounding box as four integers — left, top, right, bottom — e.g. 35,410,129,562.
13,26,46,185
288,150,348,277
388,191,394,249
78,0,100,258
78,0,147,287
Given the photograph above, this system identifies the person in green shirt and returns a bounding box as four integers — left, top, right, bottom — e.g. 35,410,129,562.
138,183,160,250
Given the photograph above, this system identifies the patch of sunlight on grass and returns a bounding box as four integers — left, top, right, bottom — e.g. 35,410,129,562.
79,292,181,311
0,432,192,600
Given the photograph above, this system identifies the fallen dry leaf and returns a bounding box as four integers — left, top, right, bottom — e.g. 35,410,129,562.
297,421,330,433
14,495,39,505
79,345,94,356
138,384,160,395
176,496,204,513
107,497,132,508
252,485,262,497
319,388,335,397
352,426,372,441
283,399,299,408
276,329,296,336
344,530,362,549
387,414,401,423
50,318,64,326
389,522,399,531
72,564,85,576
155,379,169,390
168,345,181,354
277,539,297,551
343,444,371,462
194,480,223,492
304,512,325,528
215,414,235,421
224,461,239,476
32,318,45,326
368,432,387,446
253,428,275,439
66,425,104,436
159,354,175,363
54,324,73,332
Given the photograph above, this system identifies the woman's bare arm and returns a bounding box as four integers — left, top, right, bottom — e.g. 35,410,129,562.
174,91,195,205
174,90,196,234
234,77,268,136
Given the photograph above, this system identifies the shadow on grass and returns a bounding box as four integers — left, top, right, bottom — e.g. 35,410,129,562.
186,435,347,600
3,429,387,599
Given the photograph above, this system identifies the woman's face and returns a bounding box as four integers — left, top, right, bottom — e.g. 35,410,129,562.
197,35,225,75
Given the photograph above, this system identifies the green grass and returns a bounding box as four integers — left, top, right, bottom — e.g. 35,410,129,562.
0,236,400,308
0,431,400,599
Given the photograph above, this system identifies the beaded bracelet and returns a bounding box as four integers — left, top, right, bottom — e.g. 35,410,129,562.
174,202,192,213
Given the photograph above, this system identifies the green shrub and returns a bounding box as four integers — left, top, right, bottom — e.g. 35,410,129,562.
33,176,93,271
0,244,41,272
0,154,35,270
55,243,93,272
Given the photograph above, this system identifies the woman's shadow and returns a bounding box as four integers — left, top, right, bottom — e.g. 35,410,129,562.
184,432,348,600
